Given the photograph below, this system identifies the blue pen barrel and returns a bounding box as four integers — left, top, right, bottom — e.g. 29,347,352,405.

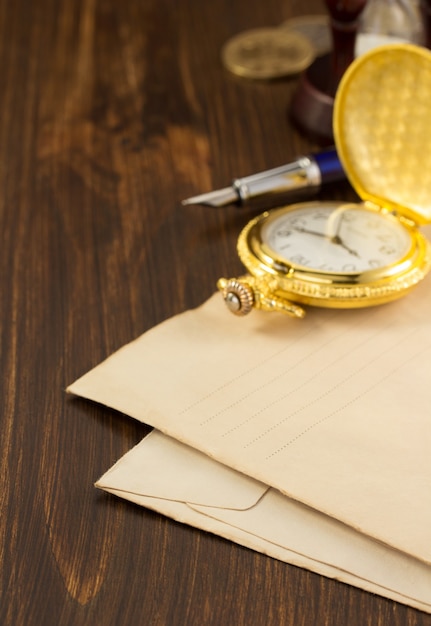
313,148,345,184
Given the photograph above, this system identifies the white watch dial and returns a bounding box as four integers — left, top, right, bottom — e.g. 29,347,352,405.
261,204,412,273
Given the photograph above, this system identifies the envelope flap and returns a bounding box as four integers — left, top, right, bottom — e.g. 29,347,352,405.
96,430,268,509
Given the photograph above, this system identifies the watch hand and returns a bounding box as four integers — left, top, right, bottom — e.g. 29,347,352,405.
325,204,355,239
331,235,360,257
333,213,345,239
294,226,329,238
295,225,361,257
326,209,360,257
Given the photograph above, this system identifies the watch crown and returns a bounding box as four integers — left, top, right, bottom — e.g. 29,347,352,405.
217,278,255,316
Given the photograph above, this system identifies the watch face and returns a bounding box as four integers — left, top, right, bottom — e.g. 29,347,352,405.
222,201,431,315
260,203,412,274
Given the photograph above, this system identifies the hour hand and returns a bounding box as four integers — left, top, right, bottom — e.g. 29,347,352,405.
293,226,329,239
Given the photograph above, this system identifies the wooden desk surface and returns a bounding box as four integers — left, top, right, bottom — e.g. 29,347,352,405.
1,0,430,624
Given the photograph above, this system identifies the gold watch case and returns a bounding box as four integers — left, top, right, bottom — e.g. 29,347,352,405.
218,44,431,317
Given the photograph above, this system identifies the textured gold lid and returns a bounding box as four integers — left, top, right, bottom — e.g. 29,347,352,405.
333,44,431,225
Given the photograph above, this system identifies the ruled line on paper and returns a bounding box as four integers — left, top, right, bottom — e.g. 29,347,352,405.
220,319,401,439
241,326,419,450
194,313,381,428
264,340,431,460
177,321,316,418
201,321,353,429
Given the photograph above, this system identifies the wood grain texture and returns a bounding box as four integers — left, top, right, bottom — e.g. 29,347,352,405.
0,0,429,624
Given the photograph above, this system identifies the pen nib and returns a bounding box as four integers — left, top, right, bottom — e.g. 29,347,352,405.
181,186,238,207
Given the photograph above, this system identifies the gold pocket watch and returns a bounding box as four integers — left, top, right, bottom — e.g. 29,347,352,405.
218,44,431,317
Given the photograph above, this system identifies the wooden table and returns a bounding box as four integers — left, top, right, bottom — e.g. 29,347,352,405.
1,0,430,624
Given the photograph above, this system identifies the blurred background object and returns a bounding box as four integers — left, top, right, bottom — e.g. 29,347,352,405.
421,0,431,46
290,0,368,143
356,0,425,56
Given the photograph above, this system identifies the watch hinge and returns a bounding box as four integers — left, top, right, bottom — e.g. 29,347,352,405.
397,214,419,229
364,200,419,228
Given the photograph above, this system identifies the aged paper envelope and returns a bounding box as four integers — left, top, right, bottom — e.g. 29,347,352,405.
67,269,431,610
67,285,431,561
96,430,431,613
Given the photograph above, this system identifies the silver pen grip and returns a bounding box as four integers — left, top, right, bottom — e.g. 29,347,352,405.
232,156,322,203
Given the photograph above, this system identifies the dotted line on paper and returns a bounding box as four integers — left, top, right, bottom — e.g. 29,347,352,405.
196,311,385,428
222,319,393,437
178,316,322,417
265,338,429,460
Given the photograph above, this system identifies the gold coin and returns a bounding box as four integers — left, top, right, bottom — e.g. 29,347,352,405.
221,27,314,80
280,15,332,57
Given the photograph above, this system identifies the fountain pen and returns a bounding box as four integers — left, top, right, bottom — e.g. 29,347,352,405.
182,147,345,207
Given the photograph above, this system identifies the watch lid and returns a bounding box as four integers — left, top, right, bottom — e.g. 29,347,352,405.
333,44,431,226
